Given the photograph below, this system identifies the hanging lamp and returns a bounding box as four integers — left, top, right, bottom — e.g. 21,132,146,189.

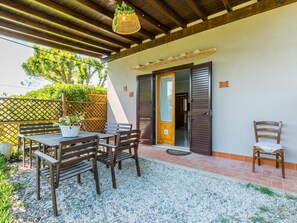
112,1,141,35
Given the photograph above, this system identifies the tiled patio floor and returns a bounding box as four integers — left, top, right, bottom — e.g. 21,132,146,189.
138,145,297,194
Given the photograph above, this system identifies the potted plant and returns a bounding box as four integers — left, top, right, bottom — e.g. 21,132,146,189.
56,114,85,137
112,1,141,35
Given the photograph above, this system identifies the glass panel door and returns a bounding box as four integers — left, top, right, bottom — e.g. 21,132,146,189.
157,72,175,145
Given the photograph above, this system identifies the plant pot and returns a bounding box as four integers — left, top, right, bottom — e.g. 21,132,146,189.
59,125,80,137
0,142,12,159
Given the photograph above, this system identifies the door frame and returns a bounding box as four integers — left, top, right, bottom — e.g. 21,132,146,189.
152,63,193,145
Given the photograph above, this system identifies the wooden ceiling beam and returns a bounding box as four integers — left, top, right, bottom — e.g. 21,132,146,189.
75,0,155,40
75,0,114,18
150,0,187,28
123,0,170,34
0,27,103,58
102,0,297,62
221,0,233,12
0,9,120,52
184,0,208,21
0,18,111,55
34,0,142,44
0,0,130,48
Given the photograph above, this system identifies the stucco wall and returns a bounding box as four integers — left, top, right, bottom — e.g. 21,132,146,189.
107,4,297,163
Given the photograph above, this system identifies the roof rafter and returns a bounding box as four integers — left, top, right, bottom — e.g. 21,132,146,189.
0,27,103,58
102,0,297,62
34,0,142,44
150,0,187,28
0,0,130,48
184,0,208,21
221,0,233,12
0,9,120,52
0,17,111,55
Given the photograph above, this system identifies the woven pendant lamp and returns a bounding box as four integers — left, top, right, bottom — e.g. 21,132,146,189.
112,1,141,35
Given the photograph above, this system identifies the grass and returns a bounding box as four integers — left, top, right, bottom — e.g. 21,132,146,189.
0,155,15,223
246,183,276,196
249,216,272,223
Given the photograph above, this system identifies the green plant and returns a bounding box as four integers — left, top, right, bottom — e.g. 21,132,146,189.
284,193,297,200
245,183,275,197
57,114,85,127
113,1,135,32
0,155,14,223
259,206,270,213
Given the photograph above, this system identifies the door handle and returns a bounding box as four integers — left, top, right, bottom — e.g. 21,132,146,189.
204,111,213,117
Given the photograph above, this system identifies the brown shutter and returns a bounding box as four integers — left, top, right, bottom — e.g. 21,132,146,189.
190,62,212,155
137,74,154,144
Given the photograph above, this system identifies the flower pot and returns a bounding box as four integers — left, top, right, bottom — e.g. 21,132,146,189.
0,142,12,159
59,125,80,137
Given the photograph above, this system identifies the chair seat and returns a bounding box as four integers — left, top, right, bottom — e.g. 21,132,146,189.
254,142,282,153
97,151,134,164
40,161,92,182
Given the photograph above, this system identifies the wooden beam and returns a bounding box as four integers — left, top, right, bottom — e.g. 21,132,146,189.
0,18,111,55
102,0,297,62
0,9,120,52
184,0,208,21
150,0,187,28
75,0,155,40
0,0,130,48
221,0,233,12
34,0,142,44
125,0,170,34
75,0,114,18
0,27,102,58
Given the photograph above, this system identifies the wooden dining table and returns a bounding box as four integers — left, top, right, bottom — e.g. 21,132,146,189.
24,131,115,168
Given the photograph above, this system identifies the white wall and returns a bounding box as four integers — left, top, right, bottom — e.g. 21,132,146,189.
107,4,297,163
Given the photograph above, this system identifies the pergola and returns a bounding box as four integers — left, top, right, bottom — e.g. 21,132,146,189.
0,0,296,62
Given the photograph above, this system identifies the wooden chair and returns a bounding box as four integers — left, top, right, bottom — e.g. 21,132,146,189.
98,129,141,189
17,122,60,168
252,121,285,178
100,122,133,153
35,135,100,216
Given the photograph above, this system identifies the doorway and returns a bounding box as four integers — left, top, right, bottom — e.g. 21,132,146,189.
156,69,191,149
137,62,212,155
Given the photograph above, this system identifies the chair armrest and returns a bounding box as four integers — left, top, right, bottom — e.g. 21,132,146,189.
35,151,58,165
98,142,117,148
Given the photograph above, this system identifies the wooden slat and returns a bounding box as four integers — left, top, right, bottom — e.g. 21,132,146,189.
0,0,130,49
184,0,207,21
35,0,142,44
137,74,153,144
150,0,187,28
221,0,233,12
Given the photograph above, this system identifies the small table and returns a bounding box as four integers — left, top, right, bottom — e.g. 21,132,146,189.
24,131,115,168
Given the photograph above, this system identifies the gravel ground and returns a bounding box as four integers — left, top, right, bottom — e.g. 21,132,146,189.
10,158,297,223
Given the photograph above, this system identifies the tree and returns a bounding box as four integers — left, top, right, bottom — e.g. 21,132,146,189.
22,46,107,87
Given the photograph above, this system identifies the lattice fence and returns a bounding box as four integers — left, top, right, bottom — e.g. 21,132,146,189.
0,95,107,146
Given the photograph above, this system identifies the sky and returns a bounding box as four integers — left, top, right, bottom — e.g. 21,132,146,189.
0,36,47,96
0,36,103,97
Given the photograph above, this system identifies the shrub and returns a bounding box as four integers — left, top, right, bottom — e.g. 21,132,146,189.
16,84,107,101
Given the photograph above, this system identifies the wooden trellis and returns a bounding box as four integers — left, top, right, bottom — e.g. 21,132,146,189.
0,95,107,146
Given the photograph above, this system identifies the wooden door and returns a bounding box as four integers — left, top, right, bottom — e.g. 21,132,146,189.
190,62,212,155
157,72,175,145
137,74,154,144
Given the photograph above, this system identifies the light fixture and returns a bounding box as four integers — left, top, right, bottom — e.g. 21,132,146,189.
112,1,141,35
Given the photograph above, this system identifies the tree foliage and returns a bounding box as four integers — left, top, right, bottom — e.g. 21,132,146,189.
17,84,106,101
22,46,107,87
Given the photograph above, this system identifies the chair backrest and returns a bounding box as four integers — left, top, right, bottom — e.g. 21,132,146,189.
253,121,282,144
114,129,141,153
55,135,99,185
103,122,133,134
19,122,60,136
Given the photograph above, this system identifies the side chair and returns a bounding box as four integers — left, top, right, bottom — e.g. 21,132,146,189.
252,121,285,178
35,135,100,216
98,129,141,189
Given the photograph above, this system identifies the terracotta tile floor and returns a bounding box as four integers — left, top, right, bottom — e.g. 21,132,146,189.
138,145,297,194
